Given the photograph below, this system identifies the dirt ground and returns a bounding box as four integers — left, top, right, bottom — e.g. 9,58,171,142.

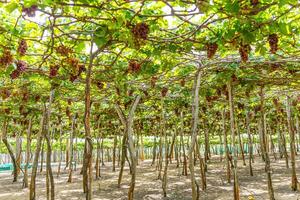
0,155,300,200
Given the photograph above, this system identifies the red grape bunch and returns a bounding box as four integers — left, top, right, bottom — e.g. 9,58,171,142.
250,0,259,6
128,60,141,73
49,65,59,77
10,60,27,79
22,5,38,17
132,23,149,40
17,39,28,56
0,88,11,99
96,81,104,90
56,45,72,56
151,76,158,88
206,43,218,59
161,87,168,97
17,60,27,72
268,34,278,54
0,49,14,67
239,44,251,62
77,65,86,76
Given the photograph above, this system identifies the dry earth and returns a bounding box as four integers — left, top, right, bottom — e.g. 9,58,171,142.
0,155,300,200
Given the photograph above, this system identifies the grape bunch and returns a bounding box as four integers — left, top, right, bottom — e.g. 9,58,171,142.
22,5,38,17
268,34,278,54
127,89,134,97
66,107,71,118
10,60,27,79
180,79,185,87
96,81,104,90
132,23,149,40
216,88,222,97
22,92,29,102
0,88,11,99
56,45,72,56
206,43,218,59
34,95,41,102
69,74,78,82
161,87,168,97
250,0,259,6
49,65,59,77
151,76,157,88
206,95,219,102
77,64,86,76
17,60,27,72
143,90,149,97
0,49,14,67
4,108,10,114
231,74,238,82
10,70,21,79
237,102,244,110
17,39,28,56
128,60,141,73
272,98,280,107
239,44,251,62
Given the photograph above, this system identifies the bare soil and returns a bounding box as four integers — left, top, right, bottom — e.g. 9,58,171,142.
0,155,300,200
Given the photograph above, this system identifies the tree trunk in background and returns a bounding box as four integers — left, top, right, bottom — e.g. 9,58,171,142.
227,80,240,200
40,139,44,172
195,136,206,190
96,136,101,179
113,134,117,172
15,131,22,176
118,131,127,187
99,137,104,166
57,120,63,177
162,97,169,197
180,113,188,176
286,96,299,191
140,134,144,161
296,116,300,152
135,130,140,165
281,122,289,168
203,118,209,172
44,89,55,200
245,110,253,176
151,134,157,166
157,122,163,179
236,121,246,166
30,109,46,200
23,117,32,188
189,69,201,200
2,118,18,182
259,86,275,200
169,128,177,163
222,109,231,182
68,113,77,183
277,122,283,158
118,135,121,167
65,138,69,169
115,96,141,200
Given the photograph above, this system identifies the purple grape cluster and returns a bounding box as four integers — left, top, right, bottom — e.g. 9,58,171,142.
0,49,14,67
17,39,28,56
132,23,149,40
22,5,38,17
10,60,27,79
